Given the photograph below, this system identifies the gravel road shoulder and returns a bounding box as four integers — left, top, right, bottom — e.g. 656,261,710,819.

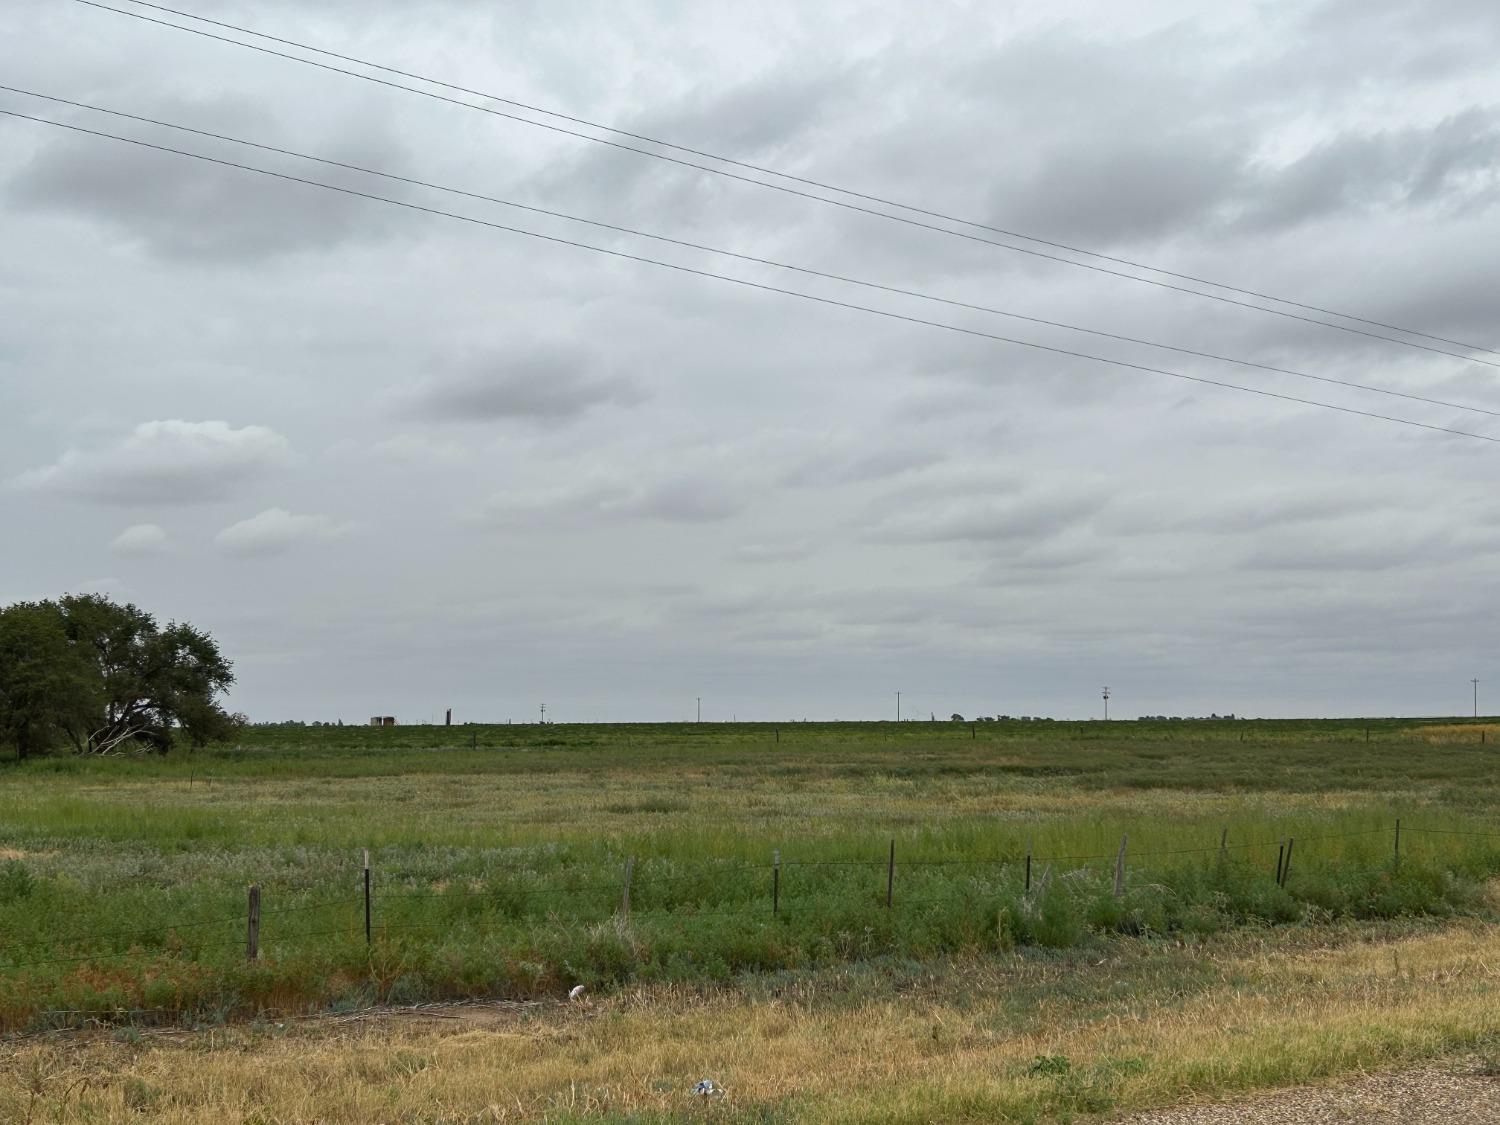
1124,1065,1500,1124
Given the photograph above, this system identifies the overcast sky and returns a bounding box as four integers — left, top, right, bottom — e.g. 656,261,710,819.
3,0,1499,723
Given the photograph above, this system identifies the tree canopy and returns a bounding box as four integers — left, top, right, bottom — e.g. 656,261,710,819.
0,595,237,758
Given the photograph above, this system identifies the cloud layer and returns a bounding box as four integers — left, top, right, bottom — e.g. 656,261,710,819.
214,508,350,557
9,421,290,505
109,522,171,556
2,0,1499,722
404,346,645,422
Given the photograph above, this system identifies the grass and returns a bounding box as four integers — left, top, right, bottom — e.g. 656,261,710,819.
0,717,1498,1036
4,918,1500,1122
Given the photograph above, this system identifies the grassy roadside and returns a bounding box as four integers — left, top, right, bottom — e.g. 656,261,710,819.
3,917,1498,1122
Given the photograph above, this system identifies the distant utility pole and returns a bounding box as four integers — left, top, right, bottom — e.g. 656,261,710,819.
1474,678,1481,718
1102,686,1111,721
540,702,546,725
896,691,902,722
697,697,701,723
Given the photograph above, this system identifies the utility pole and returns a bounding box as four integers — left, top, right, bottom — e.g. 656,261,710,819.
696,697,701,723
1474,678,1481,718
540,702,546,725
896,691,901,722
1102,686,1111,721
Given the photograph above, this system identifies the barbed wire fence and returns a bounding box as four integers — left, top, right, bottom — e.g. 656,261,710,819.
1,821,1495,1033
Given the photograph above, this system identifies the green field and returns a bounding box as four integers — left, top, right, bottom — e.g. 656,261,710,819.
0,717,1497,1035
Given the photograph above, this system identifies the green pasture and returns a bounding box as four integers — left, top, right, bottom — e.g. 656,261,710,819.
0,717,1496,1030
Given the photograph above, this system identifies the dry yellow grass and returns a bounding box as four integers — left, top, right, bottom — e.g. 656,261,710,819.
1407,723,1499,744
3,920,1498,1123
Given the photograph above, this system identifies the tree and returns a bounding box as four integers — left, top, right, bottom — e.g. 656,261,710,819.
0,595,237,757
58,595,237,754
0,602,99,759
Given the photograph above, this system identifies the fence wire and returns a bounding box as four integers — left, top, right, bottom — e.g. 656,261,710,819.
1,822,1492,974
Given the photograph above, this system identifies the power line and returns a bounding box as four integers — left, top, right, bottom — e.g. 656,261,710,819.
7,83,1498,421
78,0,1500,362
4,106,1498,447
72,0,1500,368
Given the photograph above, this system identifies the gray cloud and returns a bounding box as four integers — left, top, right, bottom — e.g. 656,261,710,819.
639,69,850,158
1241,110,1500,232
214,508,351,557
779,445,945,488
866,490,1108,545
1101,487,1394,536
474,474,749,528
404,347,645,422
535,65,849,221
1239,522,1500,573
730,540,814,564
6,96,405,262
987,128,1250,247
8,420,290,505
109,522,171,556
1303,0,1500,51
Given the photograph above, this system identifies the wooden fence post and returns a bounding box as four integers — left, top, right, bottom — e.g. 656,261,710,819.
363,849,372,945
1025,844,1032,892
621,856,634,919
1274,841,1285,886
1394,819,1401,871
1219,827,1228,859
1114,835,1128,898
246,884,260,963
886,839,895,908
1280,837,1295,887
772,850,780,915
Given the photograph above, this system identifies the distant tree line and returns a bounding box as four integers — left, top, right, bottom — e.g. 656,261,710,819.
0,595,240,759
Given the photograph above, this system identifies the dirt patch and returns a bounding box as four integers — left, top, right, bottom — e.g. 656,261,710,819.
1124,1065,1500,1124
334,998,544,1031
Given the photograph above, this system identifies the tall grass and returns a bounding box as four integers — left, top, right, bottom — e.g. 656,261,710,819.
0,717,1497,1030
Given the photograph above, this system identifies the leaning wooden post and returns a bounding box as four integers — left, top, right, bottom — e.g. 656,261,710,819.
246,884,261,963
1274,841,1285,886
1394,819,1402,871
772,850,781,915
1113,835,1128,899
621,856,634,919
1280,837,1295,888
363,849,372,945
1025,843,1032,892
886,839,895,909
